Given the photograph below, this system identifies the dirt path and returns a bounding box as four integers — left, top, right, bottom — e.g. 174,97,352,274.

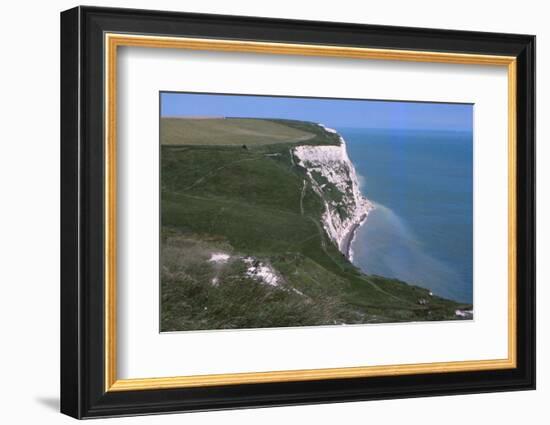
358,275,419,306
289,148,296,167
294,133,316,143
182,157,260,191
299,180,307,215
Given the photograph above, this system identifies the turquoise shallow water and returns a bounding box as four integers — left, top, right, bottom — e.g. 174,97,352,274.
342,128,473,303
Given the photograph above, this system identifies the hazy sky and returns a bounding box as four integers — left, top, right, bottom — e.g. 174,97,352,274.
161,92,473,131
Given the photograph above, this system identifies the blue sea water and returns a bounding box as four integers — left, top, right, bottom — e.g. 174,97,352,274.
341,128,473,303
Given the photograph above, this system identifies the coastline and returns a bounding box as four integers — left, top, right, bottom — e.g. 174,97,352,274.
342,212,369,262
332,130,373,262
293,123,373,262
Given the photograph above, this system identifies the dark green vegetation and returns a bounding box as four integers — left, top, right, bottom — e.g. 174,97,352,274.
160,118,471,331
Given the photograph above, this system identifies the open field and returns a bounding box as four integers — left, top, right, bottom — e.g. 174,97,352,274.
161,117,319,146
160,118,471,331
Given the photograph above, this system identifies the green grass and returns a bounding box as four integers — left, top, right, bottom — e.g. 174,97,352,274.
160,119,471,331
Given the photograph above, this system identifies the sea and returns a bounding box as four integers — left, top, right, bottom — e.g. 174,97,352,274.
341,128,473,304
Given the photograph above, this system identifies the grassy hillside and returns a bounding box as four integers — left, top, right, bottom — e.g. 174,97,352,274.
160,118,471,331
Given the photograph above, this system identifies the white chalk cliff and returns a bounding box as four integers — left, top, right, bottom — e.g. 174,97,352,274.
293,124,373,259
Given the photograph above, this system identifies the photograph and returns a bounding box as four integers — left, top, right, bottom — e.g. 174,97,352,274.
160,92,474,331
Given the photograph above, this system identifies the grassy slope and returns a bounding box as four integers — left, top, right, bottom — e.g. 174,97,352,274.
160,118,471,331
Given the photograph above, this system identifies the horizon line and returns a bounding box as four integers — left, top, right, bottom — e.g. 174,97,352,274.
159,115,472,132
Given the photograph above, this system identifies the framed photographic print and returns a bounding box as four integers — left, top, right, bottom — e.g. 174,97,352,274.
60,6,536,419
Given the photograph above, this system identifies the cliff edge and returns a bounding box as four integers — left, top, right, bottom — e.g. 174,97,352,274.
293,124,373,259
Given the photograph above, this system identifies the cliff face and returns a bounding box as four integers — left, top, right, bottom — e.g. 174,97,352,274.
293,125,373,258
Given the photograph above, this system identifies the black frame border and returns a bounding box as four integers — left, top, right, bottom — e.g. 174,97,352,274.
61,6,535,419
